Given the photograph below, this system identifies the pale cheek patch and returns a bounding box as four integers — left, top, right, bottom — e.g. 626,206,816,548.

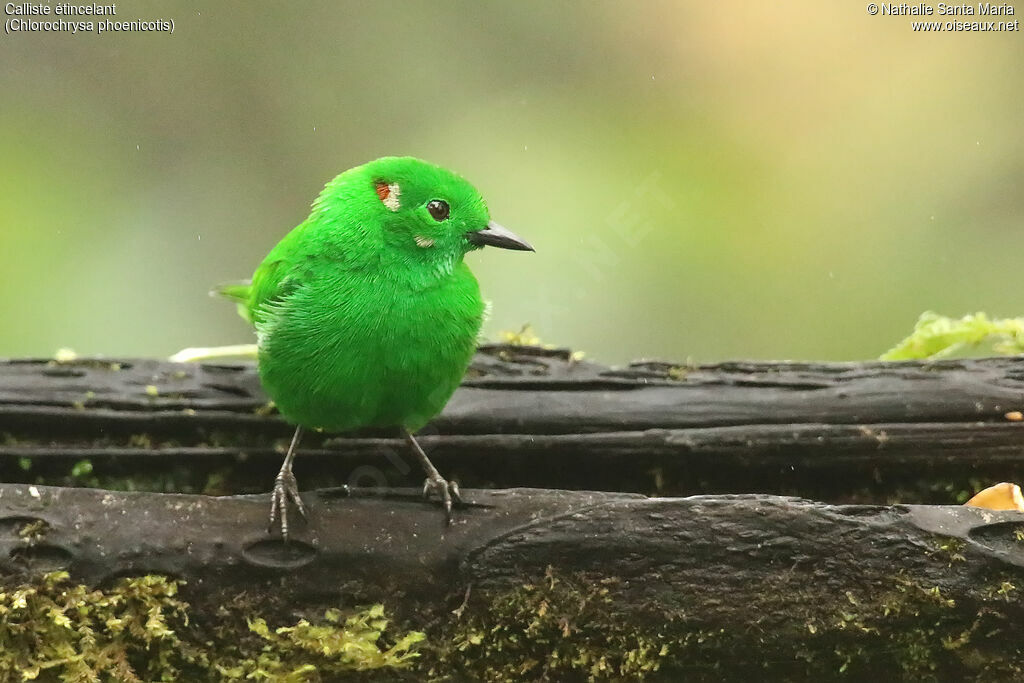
375,181,401,211
414,235,435,249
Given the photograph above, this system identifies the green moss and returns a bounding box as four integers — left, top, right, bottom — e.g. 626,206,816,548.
235,605,424,679
254,401,278,416
0,572,193,681
423,565,1024,681
881,311,1024,360
69,460,93,480
0,572,425,682
799,574,1024,680
7,565,1024,682
429,569,673,682
931,537,967,565
498,324,543,347
666,365,690,381
17,519,49,544
48,357,122,371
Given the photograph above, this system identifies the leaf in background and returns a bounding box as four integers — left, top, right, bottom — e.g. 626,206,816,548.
880,312,1024,361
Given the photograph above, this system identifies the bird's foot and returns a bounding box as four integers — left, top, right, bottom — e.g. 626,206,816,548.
267,469,308,541
422,476,462,525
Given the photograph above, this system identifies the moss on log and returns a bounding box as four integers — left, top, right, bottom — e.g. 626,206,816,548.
5,348,1024,679
1,485,1024,680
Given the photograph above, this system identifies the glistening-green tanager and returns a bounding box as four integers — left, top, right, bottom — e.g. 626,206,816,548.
216,156,533,538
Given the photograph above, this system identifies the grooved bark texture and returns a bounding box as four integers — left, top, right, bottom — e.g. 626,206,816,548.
1,484,1024,679
4,348,1024,679
3,346,1024,500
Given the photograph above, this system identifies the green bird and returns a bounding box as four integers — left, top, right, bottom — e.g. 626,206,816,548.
216,156,533,538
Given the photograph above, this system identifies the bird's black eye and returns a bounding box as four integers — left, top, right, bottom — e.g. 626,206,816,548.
427,200,450,221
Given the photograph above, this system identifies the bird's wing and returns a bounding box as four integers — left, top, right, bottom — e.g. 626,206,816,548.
212,255,299,325
213,219,314,325
213,216,365,327
247,258,288,322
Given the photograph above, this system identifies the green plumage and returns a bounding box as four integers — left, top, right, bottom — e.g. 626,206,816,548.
222,157,507,433
217,156,532,535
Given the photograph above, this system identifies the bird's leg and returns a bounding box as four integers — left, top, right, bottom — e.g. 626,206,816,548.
268,425,308,540
404,429,461,524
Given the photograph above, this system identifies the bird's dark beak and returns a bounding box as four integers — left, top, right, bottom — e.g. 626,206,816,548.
466,221,534,252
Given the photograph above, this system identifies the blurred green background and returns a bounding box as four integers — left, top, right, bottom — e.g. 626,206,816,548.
1,1,1021,365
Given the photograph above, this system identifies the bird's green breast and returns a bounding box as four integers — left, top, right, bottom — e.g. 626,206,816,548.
256,260,484,433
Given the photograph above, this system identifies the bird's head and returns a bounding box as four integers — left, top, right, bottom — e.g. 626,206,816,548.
341,157,533,272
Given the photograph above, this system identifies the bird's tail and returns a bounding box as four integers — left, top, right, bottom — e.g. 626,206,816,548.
212,280,251,303
171,280,258,363
211,280,253,323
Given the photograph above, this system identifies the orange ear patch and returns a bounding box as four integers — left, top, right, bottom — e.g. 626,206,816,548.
374,181,401,211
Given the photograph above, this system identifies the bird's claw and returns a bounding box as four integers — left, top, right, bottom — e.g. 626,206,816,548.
267,469,307,541
422,476,461,524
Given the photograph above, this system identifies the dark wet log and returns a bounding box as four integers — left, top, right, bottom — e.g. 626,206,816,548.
2,484,1023,680
3,348,1024,502
5,351,1024,678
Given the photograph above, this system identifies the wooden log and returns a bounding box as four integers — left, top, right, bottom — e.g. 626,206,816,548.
1,484,1023,680
4,349,1024,678
3,347,1024,501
